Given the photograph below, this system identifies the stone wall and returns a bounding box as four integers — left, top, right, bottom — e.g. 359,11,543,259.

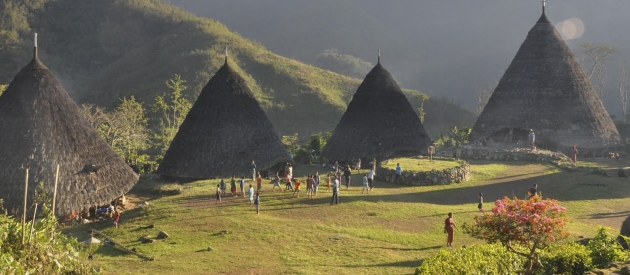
376,158,472,186
436,146,568,163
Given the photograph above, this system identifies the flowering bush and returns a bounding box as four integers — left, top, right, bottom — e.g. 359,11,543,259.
463,196,569,274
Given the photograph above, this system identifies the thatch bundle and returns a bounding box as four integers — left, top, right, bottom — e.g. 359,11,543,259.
470,10,621,152
321,58,432,163
157,58,293,179
0,47,138,216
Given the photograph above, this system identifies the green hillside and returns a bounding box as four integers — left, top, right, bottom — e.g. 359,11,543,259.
0,0,475,139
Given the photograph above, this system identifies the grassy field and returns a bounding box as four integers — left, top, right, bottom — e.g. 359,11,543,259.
381,158,462,172
64,159,630,275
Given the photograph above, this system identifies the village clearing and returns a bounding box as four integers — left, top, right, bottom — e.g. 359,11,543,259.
65,159,630,275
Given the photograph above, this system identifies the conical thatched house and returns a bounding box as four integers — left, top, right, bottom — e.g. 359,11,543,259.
157,57,293,180
0,40,138,216
470,7,621,155
321,55,432,163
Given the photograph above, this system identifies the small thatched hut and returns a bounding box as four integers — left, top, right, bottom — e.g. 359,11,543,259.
470,7,621,155
0,41,138,216
157,56,293,179
321,55,432,164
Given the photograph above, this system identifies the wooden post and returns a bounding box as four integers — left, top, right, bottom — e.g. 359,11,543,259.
28,202,37,243
22,168,29,245
52,164,59,216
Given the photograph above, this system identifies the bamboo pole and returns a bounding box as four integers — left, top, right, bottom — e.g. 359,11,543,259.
52,164,59,216
28,203,37,243
21,168,29,245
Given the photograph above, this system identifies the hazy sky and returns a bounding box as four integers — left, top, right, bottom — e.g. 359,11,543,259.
171,0,630,116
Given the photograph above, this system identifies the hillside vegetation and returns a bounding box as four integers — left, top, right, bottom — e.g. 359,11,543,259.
0,0,475,139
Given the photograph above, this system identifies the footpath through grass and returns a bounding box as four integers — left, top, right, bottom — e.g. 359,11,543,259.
64,160,630,275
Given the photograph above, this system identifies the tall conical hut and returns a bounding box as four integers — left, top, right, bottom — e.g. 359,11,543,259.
158,52,294,179
0,35,138,216
470,4,621,155
321,53,432,164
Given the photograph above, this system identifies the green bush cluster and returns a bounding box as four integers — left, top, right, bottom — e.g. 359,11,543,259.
587,227,629,268
0,200,92,274
415,242,592,275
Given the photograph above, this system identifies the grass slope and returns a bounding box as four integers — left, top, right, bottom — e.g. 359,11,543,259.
65,160,630,274
0,0,474,139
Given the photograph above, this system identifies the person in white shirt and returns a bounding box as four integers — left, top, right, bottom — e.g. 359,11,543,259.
330,178,339,205
367,168,376,191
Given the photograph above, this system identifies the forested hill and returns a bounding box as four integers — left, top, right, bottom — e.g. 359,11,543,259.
0,0,475,139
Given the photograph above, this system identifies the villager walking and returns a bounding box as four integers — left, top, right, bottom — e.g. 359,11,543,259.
529,130,536,150
330,177,339,205
367,168,376,191
478,193,484,212
571,145,578,167
444,212,457,247
344,165,352,189
272,172,283,192
216,184,222,204
362,174,369,194
395,163,403,184
251,160,257,180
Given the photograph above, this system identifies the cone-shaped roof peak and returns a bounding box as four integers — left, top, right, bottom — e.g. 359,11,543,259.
536,10,550,23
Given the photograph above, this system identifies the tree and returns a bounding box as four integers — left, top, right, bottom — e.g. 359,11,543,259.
620,63,629,122
576,42,618,99
463,196,569,275
475,82,496,116
415,94,429,123
152,74,192,155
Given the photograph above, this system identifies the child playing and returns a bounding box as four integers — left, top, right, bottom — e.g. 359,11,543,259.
220,179,226,196
326,174,331,192
362,174,369,194
306,175,314,198
272,172,283,192
230,176,237,196
216,184,222,204
254,193,260,214
294,178,302,197
112,210,121,229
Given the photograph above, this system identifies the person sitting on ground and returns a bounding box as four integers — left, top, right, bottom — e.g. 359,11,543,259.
528,184,538,197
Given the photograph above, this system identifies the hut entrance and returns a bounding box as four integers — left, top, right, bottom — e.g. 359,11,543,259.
489,128,530,145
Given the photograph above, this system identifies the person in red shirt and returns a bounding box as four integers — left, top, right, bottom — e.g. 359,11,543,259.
293,178,302,198
444,212,457,247
112,210,121,229
256,172,262,191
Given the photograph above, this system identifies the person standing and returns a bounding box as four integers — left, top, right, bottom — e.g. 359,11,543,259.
112,210,121,229
216,184,222,204
529,130,536,150
571,145,578,167
306,175,314,198
293,178,302,198
256,172,262,191
272,172,283,192
230,176,237,196
254,193,260,214
355,159,361,172
314,172,320,197
477,193,484,212
395,163,403,184
325,174,331,192
344,165,352,190
367,168,376,191
249,185,255,204
220,179,227,196
335,169,342,186
444,212,457,247
251,160,257,180
240,176,246,196
330,177,339,205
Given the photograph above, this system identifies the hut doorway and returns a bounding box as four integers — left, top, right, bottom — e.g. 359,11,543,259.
489,128,531,144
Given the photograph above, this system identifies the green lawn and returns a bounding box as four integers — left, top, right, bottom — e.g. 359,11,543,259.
64,159,630,275
381,158,462,172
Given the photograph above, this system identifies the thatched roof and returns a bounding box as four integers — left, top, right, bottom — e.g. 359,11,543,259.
321,58,432,163
0,47,138,216
470,9,621,149
157,58,294,179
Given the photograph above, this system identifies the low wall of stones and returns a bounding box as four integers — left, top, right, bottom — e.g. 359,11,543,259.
436,147,568,163
376,158,472,186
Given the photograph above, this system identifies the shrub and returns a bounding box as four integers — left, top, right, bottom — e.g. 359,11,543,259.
536,242,591,275
415,244,523,275
587,227,628,268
